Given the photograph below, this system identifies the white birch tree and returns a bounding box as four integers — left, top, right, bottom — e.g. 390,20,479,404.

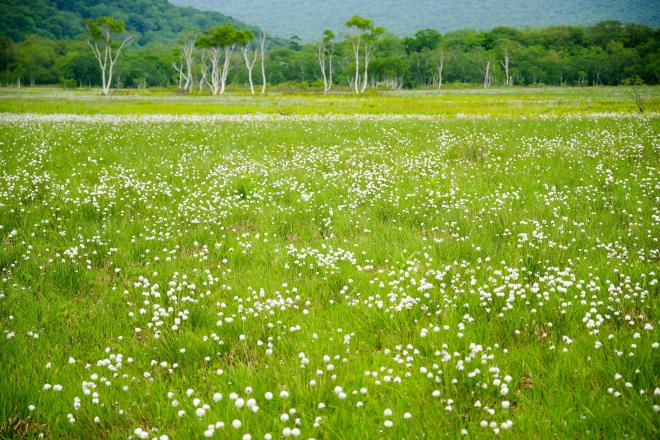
173,31,196,93
84,17,134,96
258,32,268,94
483,59,491,88
172,60,185,88
360,26,383,93
432,48,451,88
237,30,257,95
317,29,335,94
199,49,210,92
196,24,240,95
500,48,512,86
346,16,383,94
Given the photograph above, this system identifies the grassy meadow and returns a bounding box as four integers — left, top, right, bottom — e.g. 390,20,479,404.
0,86,658,116
0,87,658,439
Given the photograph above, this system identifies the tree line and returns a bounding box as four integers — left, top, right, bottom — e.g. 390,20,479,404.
0,17,657,93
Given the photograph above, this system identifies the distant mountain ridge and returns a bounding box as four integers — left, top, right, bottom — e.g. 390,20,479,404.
0,0,254,44
171,0,660,40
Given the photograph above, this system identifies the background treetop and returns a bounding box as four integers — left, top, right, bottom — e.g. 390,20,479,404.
84,17,127,41
196,24,246,49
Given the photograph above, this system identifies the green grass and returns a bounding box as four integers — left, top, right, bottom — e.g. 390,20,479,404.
1,85,659,116
0,90,658,439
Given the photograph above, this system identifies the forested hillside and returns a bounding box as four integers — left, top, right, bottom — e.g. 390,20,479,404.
0,0,657,89
173,0,660,40
0,0,251,44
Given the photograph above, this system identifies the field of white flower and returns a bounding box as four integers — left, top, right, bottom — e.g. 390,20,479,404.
0,109,658,438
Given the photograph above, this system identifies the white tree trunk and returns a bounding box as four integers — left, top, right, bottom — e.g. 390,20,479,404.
436,52,444,89
199,50,210,92
500,50,511,86
328,46,334,93
361,43,373,93
259,33,267,94
88,29,132,96
317,40,334,94
183,40,195,93
242,45,258,95
219,45,234,94
318,41,328,93
172,34,195,92
351,38,361,94
173,61,185,89
209,48,221,95
483,60,491,88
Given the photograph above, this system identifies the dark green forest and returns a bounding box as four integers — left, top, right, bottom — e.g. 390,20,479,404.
173,0,660,41
0,0,251,44
0,0,658,90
